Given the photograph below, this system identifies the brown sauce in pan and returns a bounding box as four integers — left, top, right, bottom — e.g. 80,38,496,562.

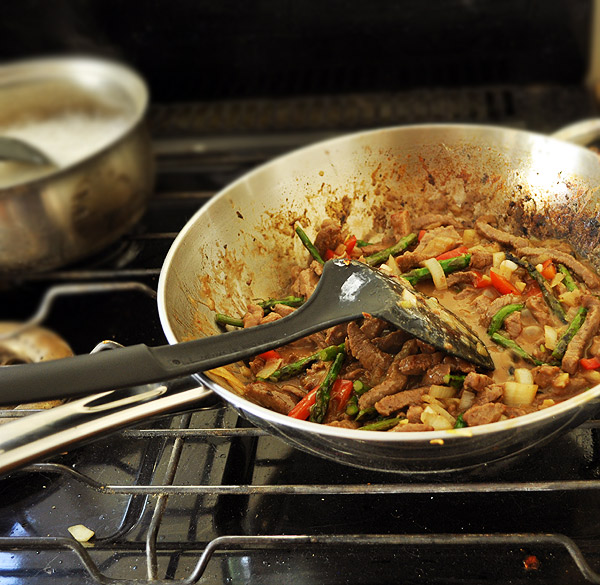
224,215,600,432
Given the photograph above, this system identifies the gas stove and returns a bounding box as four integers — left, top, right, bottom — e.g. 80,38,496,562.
0,89,600,584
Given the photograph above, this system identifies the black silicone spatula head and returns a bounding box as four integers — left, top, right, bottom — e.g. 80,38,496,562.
320,259,493,369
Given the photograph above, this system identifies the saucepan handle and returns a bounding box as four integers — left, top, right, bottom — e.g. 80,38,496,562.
551,119,600,146
0,375,218,477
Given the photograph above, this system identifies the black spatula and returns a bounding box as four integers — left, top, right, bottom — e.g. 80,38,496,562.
0,259,493,404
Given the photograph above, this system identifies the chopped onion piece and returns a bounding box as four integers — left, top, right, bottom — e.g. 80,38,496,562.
385,254,401,277
499,259,518,279
68,524,95,543
423,257,447,290
550,272,565,288
462,229,477,245
401,288,417,307
514,368,533,385
514,279,526,292
458,389,476,411
427,385,457,399
544,326,558,350
421,405,454,430
559,289,582,307
503,381,538,406
540,399,556,409
255,358,282,379
492,252,505,268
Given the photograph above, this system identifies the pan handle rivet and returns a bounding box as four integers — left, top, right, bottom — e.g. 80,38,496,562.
172,359,181,365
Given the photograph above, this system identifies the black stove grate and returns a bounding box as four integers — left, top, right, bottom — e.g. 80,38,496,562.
1,87,600,584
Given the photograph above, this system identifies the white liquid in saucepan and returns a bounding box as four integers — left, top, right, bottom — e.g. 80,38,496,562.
0,113,129,188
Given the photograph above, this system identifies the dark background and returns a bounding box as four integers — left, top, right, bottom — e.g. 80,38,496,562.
0,0,592,102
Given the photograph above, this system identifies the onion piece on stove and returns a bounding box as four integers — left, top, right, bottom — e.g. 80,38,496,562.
68,524,95,543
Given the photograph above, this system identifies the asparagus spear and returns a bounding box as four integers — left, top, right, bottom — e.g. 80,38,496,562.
310,351,346,423
400,254,472,286
295,224,324,264
551,307,587,362
490,332,544,366
345,380,371,416
505,253,567,323
261,343,346,382
487,303,525,336
359,417,405,431
557,264,577,291
364,233,418,266
258,296,305,311
215,314,244,328
443,374,466,389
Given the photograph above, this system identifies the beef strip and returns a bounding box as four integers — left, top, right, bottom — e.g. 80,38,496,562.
463,372,495,392
462,402,504,426
346,321,394,384
446,271,480,288
475,218,529,249
358,349,411,409
396,352,443,375
243,304,264,328
474,384,503,405
482,294,522,327
273,303,296,317
313,218,342,257
372,330,409,354
516,246,600,289
396,225,462,271
290,266,319,298
406,404,424,423
360,316,389,339
531,364,561,388
374,386,429,416
389,422,435,432
421,362,452,385
260,312,281,324
390,210,412,237
244,381,298,414
562,295,600,374
327,418,361,429
325,323,348,345
358,377,408,411
525,295,555,327
469,248,494,270
503,311,522,338
442,356,477,373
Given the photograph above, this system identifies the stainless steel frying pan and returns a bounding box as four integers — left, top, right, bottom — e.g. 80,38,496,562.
158,121,600,473
2,121,600,475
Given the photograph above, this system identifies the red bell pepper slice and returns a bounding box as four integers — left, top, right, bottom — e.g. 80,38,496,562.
288,387,318,420
329,379,354,415
324,249,336,260
490,269,520,295
436,245,469,261
418,229,426,242
580,357,600,370
541,259,557,281
473,270,492,288
257,350,282,361
344,235,358,255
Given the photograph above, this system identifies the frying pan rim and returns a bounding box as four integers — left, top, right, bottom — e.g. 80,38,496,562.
157,121,600,445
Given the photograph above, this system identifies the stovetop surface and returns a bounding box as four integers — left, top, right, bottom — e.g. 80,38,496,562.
1,87,600,584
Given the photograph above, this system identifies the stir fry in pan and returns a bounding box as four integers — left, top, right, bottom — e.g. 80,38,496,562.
215,212,600,431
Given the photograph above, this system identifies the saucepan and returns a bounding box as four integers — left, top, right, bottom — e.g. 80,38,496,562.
3,121,600,474
0,56,154,277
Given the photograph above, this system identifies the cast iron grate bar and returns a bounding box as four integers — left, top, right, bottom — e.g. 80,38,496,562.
17,462,600,495
0,533,599,585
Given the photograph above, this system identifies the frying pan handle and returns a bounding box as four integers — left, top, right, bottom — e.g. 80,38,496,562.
551,119,600,146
